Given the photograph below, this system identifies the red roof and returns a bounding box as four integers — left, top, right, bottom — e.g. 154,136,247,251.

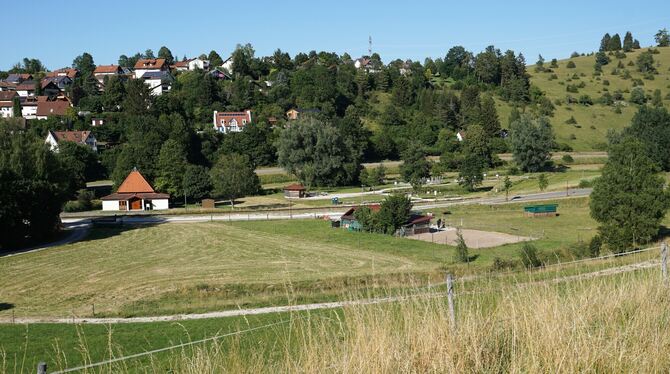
46,68,78,79
51,130,91,144
117,170,156,193
341,204,381,220
213,110,252,130
283,183,306,191
16,81,36,91
94,65,123,74
100,192,169,201
173,60,190,68
0,91,17,101
134,58,167,70
37,100,70,116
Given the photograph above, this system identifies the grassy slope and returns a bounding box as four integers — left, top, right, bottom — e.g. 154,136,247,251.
522,47,670,150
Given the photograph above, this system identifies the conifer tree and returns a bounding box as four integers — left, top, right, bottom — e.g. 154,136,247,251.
623,31,634,52
608,33,622,51
599,33,611,52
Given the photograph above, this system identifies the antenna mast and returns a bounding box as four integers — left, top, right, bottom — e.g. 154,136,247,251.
368,35,372,56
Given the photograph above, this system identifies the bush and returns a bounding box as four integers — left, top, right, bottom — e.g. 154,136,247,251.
602,79,610,86
507,166,521,176
569,133,577,140
578,179,594,188
491,257,518,271
566,84,579,93
518,243,543,269
454,229,469,263
565,116,577,124
630,87,647,104
568,241,590,259
589,235,603,257
570,52,580,58
562,154,574,163
566,61,576,68
578,95,593,105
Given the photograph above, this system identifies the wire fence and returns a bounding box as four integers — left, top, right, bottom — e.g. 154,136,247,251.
35,243,668,373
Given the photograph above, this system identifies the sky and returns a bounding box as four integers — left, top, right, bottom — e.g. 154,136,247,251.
3,0,669,70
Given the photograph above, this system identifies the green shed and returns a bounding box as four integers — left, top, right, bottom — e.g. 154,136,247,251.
524,204,558,217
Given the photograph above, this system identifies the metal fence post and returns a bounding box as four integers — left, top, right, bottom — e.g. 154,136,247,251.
662,242,668,284
446,273,456,328
37,362,47,374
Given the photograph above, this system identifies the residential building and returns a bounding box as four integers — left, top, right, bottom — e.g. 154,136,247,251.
221,56,234,73
354,57,381,73
91,117,105,127
93,65,125,86
5,73,32,84
340,205,382,231
45,68,78,79
0,91,17,118
21,97,38,119
101,169,169,211
36,99,71,120
456,131,465,142
140,71,174,95
45,130,97,152
40,80,62,98
16,81,37,97
286,107,320,120
42,76,72,93
173,58,210,71
0,81,16,91
212,110,252,133
133,58,168,79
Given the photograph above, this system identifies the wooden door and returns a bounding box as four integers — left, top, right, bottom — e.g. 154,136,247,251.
130,198,142,210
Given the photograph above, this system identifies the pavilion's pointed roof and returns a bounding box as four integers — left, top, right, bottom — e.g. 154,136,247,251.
117,169,155,193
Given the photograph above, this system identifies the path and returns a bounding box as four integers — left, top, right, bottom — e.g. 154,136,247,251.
0,221,91,258
2,259,656,325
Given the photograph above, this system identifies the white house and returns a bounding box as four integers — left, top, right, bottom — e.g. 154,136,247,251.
173,58,210,71
15,81,36,97
21,99,38,119
101,169,170,211
93,65,125,86
221,56,234,73
456,130,466,142
140,71,174,95
0,91,17,118
45,130,97,152
212,110,252,133
133,58,168,79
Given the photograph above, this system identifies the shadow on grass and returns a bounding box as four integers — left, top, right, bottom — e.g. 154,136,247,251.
0,303,14,311
81,217,164,243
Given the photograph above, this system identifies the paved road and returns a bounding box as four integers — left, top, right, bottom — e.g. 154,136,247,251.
0,221,91,258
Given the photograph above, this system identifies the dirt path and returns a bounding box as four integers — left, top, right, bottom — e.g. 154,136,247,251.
407,228,532,248
2,259,657,325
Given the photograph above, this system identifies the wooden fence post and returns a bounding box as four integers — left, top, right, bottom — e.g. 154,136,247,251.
37,362,47,374
662,242,668,284
446,273,456,328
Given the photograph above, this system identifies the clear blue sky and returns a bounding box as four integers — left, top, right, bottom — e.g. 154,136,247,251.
3,0,669,70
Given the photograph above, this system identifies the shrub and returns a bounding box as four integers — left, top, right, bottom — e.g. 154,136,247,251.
617,60,625,69
566,84,579,93
549,73,558,80
578,179,594,188
614,51,627,59
627,60,635,66
568,241,590,259
454,229,469,263
569,133,577,140
570,51,580,58
562,154,574,163
630,87,647,104
507,166,521,176
491,257,518,271
578,95,593,105
565,116,577,125
518,243,542,269
602,79,610,86
566,61,576,68
557,143,573,152
589,235,603,257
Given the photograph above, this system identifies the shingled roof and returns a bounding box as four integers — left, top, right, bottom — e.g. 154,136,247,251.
117,170,156,193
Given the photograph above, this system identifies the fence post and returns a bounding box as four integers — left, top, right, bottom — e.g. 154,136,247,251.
446,273,456,328
662,242,668,284
37,362,47,374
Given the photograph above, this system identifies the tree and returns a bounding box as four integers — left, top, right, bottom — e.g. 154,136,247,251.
636,51,656,73
623,31,634,52
629,87,647,105
208,50,224,67
400,145,431,191
595,51,610,67
72,52,96,76
0,128,69,250
537,173,548,191
12,96,21,117
590,137,669,252
231,43,255,77
144,49,155,59
183,165,213,202
633,39,641,49
210,153,260,207
459,150,485,192
479,95,501,138
462,124,493,166
123,79,152,114
375,194,412,235
154,139,188,199
624,106,670,170
157,46,174,65
655,28,670,47
509,115,554,172
56,142,101,197
276,117,362,187
101,76,125,111
608,33,622,51
460,85,481,125
652,89,663,108
502,176,513,201
599,33,611,52
454,228,469,263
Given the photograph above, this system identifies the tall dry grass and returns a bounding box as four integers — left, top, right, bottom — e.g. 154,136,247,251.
154,269,670,373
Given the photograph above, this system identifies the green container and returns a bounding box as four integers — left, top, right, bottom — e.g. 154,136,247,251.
524,204,558,214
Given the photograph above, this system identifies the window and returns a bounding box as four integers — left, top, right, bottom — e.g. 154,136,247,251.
119,200,127,210
242,119,247,125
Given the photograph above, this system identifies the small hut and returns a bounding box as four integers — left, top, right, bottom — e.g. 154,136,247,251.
524,204,558,217
283,183,306,198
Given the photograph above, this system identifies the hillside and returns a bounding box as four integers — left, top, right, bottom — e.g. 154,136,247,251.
521,47,670,151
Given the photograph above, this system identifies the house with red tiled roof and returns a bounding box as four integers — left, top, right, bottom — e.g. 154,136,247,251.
172,58,210,72
212,110,252,133
133,58,168,79
100,169,170,211
94,65,126,85
46,68,79,79
45,130,97,152
36,99,71,120
0,91,17,118
16,81,37,97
